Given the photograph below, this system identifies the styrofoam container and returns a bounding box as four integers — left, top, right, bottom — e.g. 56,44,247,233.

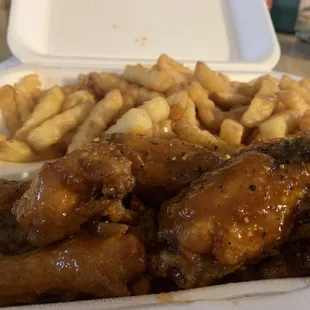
1,0,310,309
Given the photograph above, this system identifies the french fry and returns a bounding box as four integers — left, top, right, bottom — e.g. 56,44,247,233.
123,65,174,92
166,90,188,120
126,85,162,105
53,131,75,153
0,139,39,162
0,85,22,136
252,75,279,95
300,78,310,89
27,99,95,151
14,74,42,123
67,90,122,153
166,84,184,96
187,81,215,109
173,118,232,153
241,95,276,128
140,97,170,123
194,61,228,92
104,108,153,135
156,54,192,73
220,119,244,146
183,98,199,126
89,72,128,97
14,86,65,141
197,106,224,131
62,90,95,111
277,90,308,116
209,91,251,108
259,111,299,139
0,133,7,142
279,75,300,91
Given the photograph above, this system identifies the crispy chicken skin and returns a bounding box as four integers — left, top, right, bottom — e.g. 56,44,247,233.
0,234,146,307
12,141,135,246
106,134,223,204
156,137,310,288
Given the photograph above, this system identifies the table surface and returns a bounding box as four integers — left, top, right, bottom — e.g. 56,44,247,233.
275,34,310,77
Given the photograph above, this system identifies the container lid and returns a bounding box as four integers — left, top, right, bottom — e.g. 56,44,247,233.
7,0,280,72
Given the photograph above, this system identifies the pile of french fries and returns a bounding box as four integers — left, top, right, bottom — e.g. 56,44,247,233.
0,54,310,163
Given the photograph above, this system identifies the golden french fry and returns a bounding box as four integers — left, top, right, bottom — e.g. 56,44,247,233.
300,78,310,89
279,75,300,91
259,111,299,139
241,95,276,128
104,108,153,135
166,90,188,120
89,72,128,97
68,90,122,153
123,65,174,92
197,106,224,131
14,74,42,123
0,85,22,136
0,139,40,162
156,54,192,73
220,119,244,146
173,118,232,153
14,86,65,141
277,90,308,116
194,61,228,92
183,98,199,126
62,90,95,111
139,97,170,123
273,100,286,114
166,84,184,96
218,73,231,86
126,85,162,105
0,133,7,142
252,75,279,95
152,119,175,138
187,81,215,109
14,74,41,98
209,91,251,108
27,98,95,151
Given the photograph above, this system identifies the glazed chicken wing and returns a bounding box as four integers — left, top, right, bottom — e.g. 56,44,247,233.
12,141,135,246
0,233,146,307
106,134,223,205
155,136,310,288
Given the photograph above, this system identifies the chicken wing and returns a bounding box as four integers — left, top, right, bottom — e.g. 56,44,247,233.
106,134,223,205
155,136,310,288
0,233,146,307
12,141,135,246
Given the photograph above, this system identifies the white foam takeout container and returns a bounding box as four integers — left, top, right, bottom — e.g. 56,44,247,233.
1,0,310,309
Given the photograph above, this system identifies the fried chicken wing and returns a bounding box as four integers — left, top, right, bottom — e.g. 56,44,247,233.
0,234,146,307
12,141,135,246
155,136,310,288
106,134,223,205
